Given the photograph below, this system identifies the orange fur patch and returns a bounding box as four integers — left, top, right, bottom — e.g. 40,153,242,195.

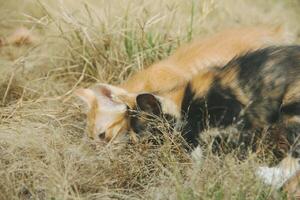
190,71,215,97
120,26,291,94
86,98,98,139
284,170,300,199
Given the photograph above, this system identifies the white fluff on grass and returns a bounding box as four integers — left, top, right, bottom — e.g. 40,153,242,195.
191,146,203,165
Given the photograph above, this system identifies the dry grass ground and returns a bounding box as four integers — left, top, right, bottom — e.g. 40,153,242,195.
0,0,300,199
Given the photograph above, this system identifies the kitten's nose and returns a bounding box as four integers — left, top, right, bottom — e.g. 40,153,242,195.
98,132,106,140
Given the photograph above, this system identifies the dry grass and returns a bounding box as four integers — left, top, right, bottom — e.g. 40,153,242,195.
1,0,300,199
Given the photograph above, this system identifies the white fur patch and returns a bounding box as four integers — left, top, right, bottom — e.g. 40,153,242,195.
256,157,300,188
257,166,295,188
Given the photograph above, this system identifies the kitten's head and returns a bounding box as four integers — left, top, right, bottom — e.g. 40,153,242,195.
75,84,136,143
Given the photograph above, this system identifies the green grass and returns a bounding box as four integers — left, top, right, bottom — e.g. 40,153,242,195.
0,0,300,199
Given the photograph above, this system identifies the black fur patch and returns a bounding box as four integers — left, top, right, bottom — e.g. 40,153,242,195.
206,83,243,127
180,83,204,147
129,105,176,140
285,123,300,158
129,107,148,134
281,102,300,116
180,82,243,148
236,48,269,84
268,122,300,159
130,93,164,135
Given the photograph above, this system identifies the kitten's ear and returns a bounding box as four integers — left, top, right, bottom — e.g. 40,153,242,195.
74,88,96,109
136,93,162,116
92,83,136,108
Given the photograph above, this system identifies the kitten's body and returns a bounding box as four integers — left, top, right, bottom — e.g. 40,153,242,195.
129,46,300,192
76,26,292,142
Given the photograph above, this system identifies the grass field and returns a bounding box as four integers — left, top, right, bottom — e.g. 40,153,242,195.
1,0,300,199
